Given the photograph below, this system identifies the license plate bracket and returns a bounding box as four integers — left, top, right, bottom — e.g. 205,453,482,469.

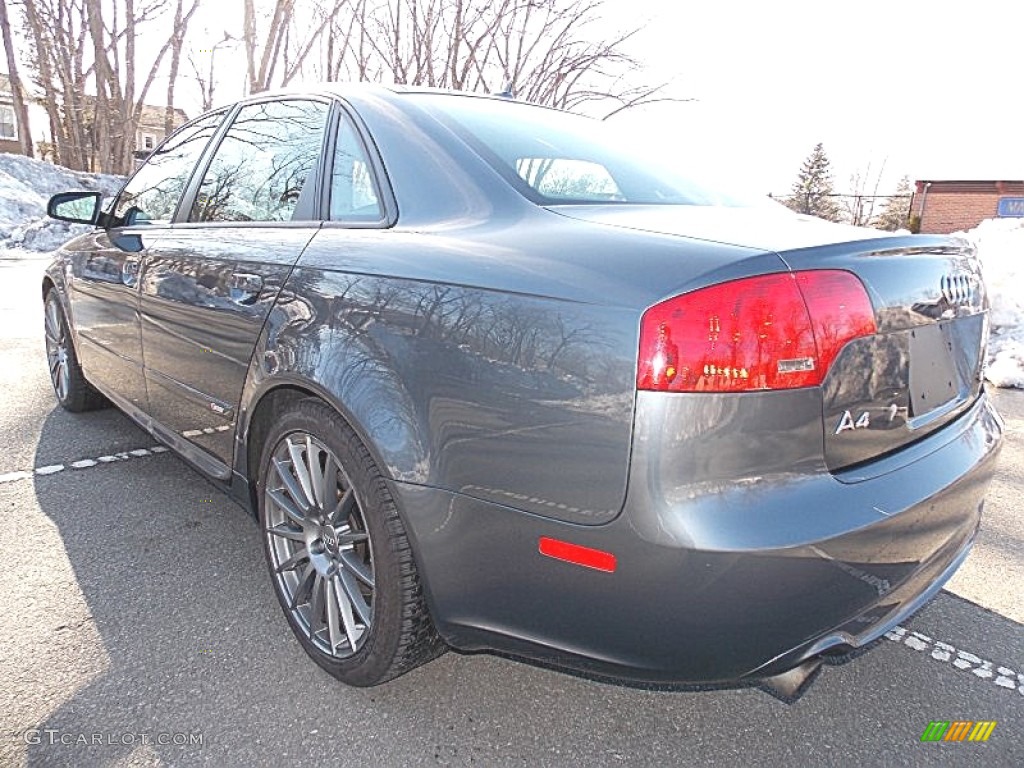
908,323,958,417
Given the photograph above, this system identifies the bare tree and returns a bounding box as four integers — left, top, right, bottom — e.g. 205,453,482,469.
309,0,670,115
165,0,202,134
23,0,200,173
242,0,344,93
0,0,32,156
841,159,887,228
22,0,91,169
188,32,237,113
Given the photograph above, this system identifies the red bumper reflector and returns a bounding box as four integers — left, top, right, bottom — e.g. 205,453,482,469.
538,537,617,572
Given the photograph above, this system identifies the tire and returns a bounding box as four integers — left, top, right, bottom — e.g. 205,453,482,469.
43,289,107,412
257,398,445,686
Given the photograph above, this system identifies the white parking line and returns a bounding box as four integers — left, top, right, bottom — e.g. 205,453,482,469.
1,439,1020,702
0,445,170,484
885,625,1023,695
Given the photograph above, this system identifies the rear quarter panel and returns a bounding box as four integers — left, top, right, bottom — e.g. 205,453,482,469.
243,224,640,524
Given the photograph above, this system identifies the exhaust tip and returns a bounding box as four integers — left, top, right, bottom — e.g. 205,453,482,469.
758,658,824,704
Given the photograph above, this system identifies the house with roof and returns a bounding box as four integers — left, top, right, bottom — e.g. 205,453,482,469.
0,73,23,155
0,71,188,164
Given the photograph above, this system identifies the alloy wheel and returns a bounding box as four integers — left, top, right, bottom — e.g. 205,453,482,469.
263,432,375,658
44,297,70,403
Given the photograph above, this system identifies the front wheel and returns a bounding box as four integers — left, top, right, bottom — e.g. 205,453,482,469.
43,290,106,412
257,398,445,686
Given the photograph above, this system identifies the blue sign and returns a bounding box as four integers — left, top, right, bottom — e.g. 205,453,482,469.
997,197,1024,217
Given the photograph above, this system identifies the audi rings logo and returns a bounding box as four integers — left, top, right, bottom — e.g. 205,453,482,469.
940,273,972,306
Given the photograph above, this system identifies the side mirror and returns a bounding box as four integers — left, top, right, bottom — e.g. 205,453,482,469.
47,191,102,225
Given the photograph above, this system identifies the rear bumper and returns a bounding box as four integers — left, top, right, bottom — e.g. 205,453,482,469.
396,390,1002,685
749,513,976,680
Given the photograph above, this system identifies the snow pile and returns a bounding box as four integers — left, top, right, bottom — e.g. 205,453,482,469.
0,153,122,251
957,218,1024,388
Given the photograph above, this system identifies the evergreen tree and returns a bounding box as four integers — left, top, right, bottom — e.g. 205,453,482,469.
784,143,841,222
875,175,914,231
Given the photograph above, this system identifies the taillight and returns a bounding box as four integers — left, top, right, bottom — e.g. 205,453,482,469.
637,270,876,392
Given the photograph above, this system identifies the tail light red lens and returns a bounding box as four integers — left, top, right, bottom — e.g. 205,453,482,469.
637,270,876,392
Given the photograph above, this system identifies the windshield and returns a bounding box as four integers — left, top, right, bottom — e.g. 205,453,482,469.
409,93,759,207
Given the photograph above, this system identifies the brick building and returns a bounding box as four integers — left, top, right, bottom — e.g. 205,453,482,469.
910,180,1024,234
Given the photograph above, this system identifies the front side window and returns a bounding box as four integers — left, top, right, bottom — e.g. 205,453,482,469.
113,110,224,226
0,105,16,140
329,114,383,222
190,99,329,223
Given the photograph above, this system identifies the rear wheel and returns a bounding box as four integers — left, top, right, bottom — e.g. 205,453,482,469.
43,290,106,412
257,398,445,686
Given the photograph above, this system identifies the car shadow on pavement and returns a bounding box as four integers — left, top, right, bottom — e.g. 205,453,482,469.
20,405,1024,767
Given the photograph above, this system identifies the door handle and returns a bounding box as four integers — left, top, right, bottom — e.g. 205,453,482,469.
229,272,264,305
121,257,140,287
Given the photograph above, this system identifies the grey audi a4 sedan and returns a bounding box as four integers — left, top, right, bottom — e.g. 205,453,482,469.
42,84,1002,695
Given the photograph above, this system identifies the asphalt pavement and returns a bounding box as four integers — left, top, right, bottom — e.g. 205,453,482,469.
1,254,1021,767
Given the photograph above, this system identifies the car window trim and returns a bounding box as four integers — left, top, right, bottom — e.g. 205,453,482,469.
106,107,230,229
165,220,322,231
320,98,398,229
173,94,335,226
170,104,239,225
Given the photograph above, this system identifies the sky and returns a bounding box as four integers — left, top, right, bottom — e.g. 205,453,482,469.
605,0,1024,196
11,0,1023,197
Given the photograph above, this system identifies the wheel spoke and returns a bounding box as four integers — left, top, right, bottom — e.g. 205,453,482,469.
340,550,374,588
274,545,308,574
289,563,316,611
330,488,356,525
44,302,60,340
308,572,324,636
267,522,304,542
271,457,311,513
306,435,330,507
56,361,68,400
287,438,317,508
339,569,371,625
332,573,360,650
267,487,306,526
338,531,369,546
48,354,60,375
325,576,342,653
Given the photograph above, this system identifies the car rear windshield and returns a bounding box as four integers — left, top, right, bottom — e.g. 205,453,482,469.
408,93,754,207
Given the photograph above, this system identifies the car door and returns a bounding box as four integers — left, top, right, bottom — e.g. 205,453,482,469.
67,111,226,414
138,98,331,475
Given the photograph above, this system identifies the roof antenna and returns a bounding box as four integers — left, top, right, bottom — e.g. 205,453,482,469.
495,80,515,99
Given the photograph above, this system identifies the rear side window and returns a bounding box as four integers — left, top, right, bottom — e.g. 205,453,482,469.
112,110,224,226
411,94,754,207
516,158,623,201
329,114,383,222
189,99,329,223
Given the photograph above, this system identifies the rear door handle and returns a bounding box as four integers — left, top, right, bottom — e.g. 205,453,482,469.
229,272,263,305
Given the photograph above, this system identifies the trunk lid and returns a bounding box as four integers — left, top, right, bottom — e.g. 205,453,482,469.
551,205,988,473
780,236,987,474
546,203,892,252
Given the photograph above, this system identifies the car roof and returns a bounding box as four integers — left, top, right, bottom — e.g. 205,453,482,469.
204,82,541,117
